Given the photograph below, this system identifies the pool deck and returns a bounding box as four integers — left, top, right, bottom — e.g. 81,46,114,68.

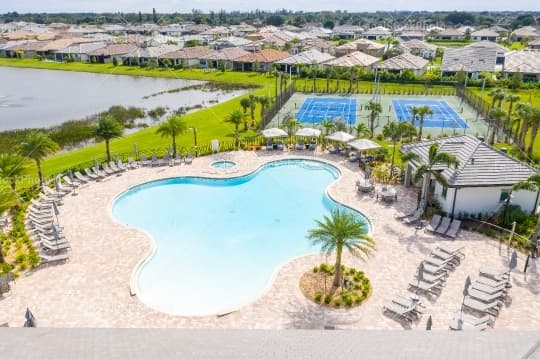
1,150,539,329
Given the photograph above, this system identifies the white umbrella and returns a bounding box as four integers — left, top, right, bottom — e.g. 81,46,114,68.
295,127,321,137
325,131,354,143
261,128,288,138
348,139,382,152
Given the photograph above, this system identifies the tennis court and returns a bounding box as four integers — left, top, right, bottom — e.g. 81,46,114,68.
392,99,469,129
296,97,357,125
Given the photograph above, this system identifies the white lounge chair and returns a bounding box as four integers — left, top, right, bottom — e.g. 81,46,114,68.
184,153,193,165
408,279,444,294
115,159,128,171
446,219,462,238
476,276,508,287
436,245,465,259
463,297,502,316
434,217,451,235
74,171,90,183
127,157,138,169
422,262,450,275
425,214,442,232
382,302,418,323
468,288,505,303
61,176,80,188
479,267,509,281
101,163,116,175
40,252,69,264
140,155,151,167
84,168,100,180
173,153,183,166
403,209,423,224
150,155,159,167
471,282,507,295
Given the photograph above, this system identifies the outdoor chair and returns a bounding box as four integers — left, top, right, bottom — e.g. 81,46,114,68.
295,141,305,150
408,279,443,295
434,217,452,235
150,155,158,167
425,214,442,233
436,245,465,259
140,155,151,167
476,276,508,288
430,249,461,263
328,144,339,154
173,153,183,166
101,163,116,175
355,180,374,193
308,141,317,150
382,302,418,324
463,297,502,316
276,141,284,151
391,295,425,315
445,219,462,238
127,157,139,169
115,159,128,171
108,161,122,173
403,209,423,224
449,311,491,331
471,282,507,295
158,154,170,167
266,142,273,151
423,255,458,269
479,267,509,281
84,168,100,181
61,176,80,188
39,251,69,264
74,171,90,183
468,288,505,303
348,152,360,162
184,153,194,165
421,262,451,275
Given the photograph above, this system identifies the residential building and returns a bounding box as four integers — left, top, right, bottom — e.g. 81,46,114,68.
401,135,539,217
231,49,291,72
323,51,380,69
332,25,364,40
503,50,540,83
275,49,335,73
159,46,214,67
362,26,391,40
335,38,384,57
434,28,465,41
470,28,500,42
375,52,429,76
199,47,250,69
440,46,498,79
511,26,540,42
529,39,540,50
210,36,251,50
85,44,138,63
400,39,437,59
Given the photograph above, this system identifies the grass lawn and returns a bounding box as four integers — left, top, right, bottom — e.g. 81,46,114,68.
427,41,472,47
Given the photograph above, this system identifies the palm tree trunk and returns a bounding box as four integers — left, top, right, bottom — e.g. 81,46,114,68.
333,247,343,288
519,119,529,150
488,117,497,145
390,141,396,178
0,244,4,263
36,159,44,187
105,140,111,162
530,217,540,257
172,134,177,157
527,122,539,154
369,115,375,138
10,179,15,190
417,116,424,141
421,172,431,209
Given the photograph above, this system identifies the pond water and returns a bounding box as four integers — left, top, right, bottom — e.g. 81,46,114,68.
0,67,246,131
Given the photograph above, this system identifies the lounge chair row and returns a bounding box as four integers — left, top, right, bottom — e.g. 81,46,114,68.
265,141,284,151
295,141,317,151
425,215,462,238
450,268,510,331
139,153,193,167
382,295,426,324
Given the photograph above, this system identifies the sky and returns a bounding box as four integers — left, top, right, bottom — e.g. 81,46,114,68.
0,0,536,13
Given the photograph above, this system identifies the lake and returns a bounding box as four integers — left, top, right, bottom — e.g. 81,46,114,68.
0,67,246,131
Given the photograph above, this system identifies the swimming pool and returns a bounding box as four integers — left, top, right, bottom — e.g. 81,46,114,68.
112,159,369,316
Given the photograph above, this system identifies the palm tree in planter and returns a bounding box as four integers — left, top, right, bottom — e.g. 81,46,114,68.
155,115,187,157
416,105,433,141
227,109,244,149
382,122,417,178
354,122,371,138
0,153,32,190
94,116,123,162
413,143,459,210
307,208,375,288
240,98,251,131
19,131,59,187
321,119,336,136
366,100,382,139
488,107,507,145
512,174,540,257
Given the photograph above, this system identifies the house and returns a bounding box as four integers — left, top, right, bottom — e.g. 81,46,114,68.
374,52,429,76
290,38,334,55
52,42,107,62
440,46,498,79
401,135,539,217
3,40,48,58
400,40,437,59
85,44,138,63
529,39,540,50
362,26,391,40
335,38,384,57
200,26,231,39
503,50,540,83
275,49,335,73
470,29,500,42
199,47,250,69
210,36,251,50
323,51,379,69
434,28,465,41
511,26,540,42
466,41,508,66
159,46,214,68
232,49,291,72
332,25,364,40
121,45,180,66
488,25,509,39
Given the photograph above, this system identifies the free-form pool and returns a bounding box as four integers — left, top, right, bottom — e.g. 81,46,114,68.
112,160,369,316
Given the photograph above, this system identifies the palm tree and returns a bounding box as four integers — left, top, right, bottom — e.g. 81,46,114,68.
240,98,250,131
504,94,520,135
248,94,257,127
410,106,420,126
354,122,371,138
19,131,59,187
488,88,505,109
488,107,507,145
382,122,417,178
513,174,540,256
324,66,332,93
258,95,270,123
307,208,375,288
527,107,540,155
155,115,187,157
413,143,459,210
516,103,533,150
416,105,433,141
94,116,123,162
227,109,244,149
310,61,319,92
320,119,336,136
348,67,358,93
366,100,382,139
0,153,31,190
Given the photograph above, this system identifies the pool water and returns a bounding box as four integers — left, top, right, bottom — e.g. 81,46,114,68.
211,160,237,169
112,160,368,316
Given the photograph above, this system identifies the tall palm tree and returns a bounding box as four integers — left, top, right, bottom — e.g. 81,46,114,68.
488,107,507,145
227,109,244,149
248,94,257,127
348,66,358,93
488,88,505,110
0,153,32,190
526,107,540,155
416,105,433,141
19,131,59,187
307,208,375,288
410,106,420,126
240,98,250,131
516,103,533,150
155,115,187,157
504,94,520,134
320,119,336,136
412,143,460,210
325,66,332,93
512,174,540,256
382,122,417,178
354,122,371,138
366,100,382,139
284,118,302,139
310,61,319,92
94,116,123,162
258,95,270,123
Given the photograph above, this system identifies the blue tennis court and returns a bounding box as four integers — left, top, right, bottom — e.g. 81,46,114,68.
296,97,356,125
392,99,468,129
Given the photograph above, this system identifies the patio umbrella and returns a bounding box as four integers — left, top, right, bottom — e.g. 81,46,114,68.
415,262,424,295
295,127,321,137
509,250,518,272
325,131,354,143
348,139,382,152
24,308,36,327
426,316,432,331
261,128,287,139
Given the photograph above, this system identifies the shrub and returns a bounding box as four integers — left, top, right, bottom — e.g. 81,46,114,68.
313,266,319,273
344,297,354,306
333,299,342,307
355,294,364,303
324,294,332,304
314,293,323,302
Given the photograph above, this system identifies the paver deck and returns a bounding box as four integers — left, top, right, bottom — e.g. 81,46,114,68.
0,150,538,329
